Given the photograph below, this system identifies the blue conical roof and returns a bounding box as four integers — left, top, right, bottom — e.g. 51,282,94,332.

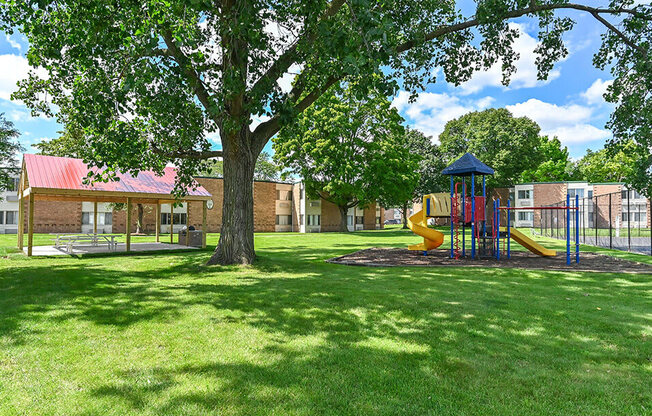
441,153,494,176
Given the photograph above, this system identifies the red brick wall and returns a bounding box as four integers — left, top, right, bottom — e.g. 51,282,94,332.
254,181,276,232
592,185,622,228
320,199,343,232
363,203,376,230
532,183,567,228
23,198,83,233
192,177,224,232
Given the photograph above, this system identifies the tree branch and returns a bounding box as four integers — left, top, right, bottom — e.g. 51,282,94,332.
248,0,346,98
162,31,222,124
395,3,650,53
251,75,339,148
150,141,223,160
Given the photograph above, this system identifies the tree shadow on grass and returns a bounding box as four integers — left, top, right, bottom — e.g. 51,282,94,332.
0,247,650,414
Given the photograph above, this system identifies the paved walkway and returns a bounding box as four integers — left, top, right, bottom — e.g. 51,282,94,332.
24,242,198,256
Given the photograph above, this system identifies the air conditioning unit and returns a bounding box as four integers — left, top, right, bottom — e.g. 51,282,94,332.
310,201,320,207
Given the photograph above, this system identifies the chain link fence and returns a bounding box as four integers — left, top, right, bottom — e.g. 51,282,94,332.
535,190,651,255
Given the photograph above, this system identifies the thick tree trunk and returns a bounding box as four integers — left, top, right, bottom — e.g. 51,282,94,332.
136,203,144,234
338,205,349,232
402,201,409,229
207,128,257,265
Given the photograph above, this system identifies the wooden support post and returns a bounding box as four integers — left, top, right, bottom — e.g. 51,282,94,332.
93,201,98,234
126,197,132,252
170,203,174,244
185,202,190,247
17,187,24,250
27,195,34,256
202,200,207,248
155,202,161,242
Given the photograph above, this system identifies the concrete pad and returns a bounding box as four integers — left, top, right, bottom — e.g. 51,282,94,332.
23,242,199,256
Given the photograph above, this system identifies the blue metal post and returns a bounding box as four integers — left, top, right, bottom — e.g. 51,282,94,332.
507,199,511,259
496,198,500,260
471,173,476,259
575,194,580,264
482,175,486,237
462,180,466,258
566,193,570,266
450,176,454,259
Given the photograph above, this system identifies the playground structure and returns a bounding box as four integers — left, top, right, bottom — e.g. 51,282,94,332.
408,153,580,265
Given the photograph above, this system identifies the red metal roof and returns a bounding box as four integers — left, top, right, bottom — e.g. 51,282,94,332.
24,154,211,197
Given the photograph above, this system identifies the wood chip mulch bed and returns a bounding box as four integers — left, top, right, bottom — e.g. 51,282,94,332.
327,247,652,274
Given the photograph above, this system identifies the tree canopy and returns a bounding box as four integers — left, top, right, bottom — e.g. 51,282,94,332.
520,136,573,183
274,82,418,231
574,141,640,185
0,113,23,192
439,108,544,189
2,0,649,264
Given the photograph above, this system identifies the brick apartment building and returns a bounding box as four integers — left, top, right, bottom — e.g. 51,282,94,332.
0,157,383,235
492,181,650,230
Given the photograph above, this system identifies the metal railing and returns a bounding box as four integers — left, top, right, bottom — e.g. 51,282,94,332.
537,190,651,256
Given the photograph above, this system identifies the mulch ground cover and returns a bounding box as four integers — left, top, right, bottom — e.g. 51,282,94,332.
327,247,652,274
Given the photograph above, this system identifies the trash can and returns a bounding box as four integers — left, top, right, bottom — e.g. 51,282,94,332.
178,226,203,247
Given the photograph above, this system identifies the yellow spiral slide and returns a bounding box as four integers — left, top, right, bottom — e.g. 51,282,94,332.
407,209,444,251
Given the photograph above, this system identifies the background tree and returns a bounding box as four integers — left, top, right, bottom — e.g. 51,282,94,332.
0,113,23,194
202,151,280,181
520,136,573,182
383,128,446,229
2,1,648,264
33,125,86,158
574,141,639,184
439,109,544,189
274,83,418,231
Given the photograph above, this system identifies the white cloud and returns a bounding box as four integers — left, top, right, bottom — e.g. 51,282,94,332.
277,63,302,94
0,54,47,101
392,90,495,141
5,34,22,52
506,98,610,144
457,23,563,95
544,125,610,144
581,78,613,105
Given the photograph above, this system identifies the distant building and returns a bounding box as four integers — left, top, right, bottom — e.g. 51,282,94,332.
0,156,383,234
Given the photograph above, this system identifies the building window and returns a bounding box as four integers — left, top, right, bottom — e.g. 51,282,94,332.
306,215,320,226
276,190,292,201
161,213,187,225
588,190,593,198
518,212,533,222
0,211,4,224
5,211,18,225
276,215,292,225
102,212,113,225
6,177,19,192
376,216,381,224
300,214,304,225
356,216,364,225
347,215,353,226
622,189,643,200
568,188,584,198
635,212,647,222
517,190,531,199
81,212,92,225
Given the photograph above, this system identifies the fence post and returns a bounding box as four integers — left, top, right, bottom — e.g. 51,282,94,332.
566,194,570,266
627,188,631,251
594,196,598,245
609,193,612,249
576,194,579,264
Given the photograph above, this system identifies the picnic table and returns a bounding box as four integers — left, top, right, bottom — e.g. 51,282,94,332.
53,233,121,254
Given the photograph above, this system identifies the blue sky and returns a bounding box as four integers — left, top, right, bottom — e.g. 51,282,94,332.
0,3,630,160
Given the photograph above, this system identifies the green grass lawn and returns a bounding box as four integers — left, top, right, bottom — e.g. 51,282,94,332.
0,229,650,415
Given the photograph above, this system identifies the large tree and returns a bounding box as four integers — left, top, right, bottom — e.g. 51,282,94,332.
382,128,446,229
1,1,649,264
274,82,418,231
439,108,544,188
520,136,573,182
574,141,640,185
0,113,23,193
